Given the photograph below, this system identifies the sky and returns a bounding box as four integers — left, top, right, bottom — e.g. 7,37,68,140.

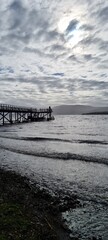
0,0,108,107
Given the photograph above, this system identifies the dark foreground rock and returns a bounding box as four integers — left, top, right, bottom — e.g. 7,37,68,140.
0,168,79,240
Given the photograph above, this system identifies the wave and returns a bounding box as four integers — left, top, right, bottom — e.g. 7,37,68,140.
0,145,108,166
0,135,108,145
0,135,70,142
77,140,108,145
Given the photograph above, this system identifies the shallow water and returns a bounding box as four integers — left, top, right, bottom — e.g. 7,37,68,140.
0,115,108,239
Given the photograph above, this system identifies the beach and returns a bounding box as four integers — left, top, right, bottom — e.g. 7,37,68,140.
0,115,108,239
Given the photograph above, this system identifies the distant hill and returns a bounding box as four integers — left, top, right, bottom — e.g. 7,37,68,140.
53,105,108,115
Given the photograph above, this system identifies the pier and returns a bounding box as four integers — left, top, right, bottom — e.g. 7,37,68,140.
0,104,54,125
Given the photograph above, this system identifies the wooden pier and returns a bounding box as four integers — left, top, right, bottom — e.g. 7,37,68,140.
0,104,54,125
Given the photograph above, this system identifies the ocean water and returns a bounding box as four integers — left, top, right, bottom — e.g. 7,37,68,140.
0,115,108,239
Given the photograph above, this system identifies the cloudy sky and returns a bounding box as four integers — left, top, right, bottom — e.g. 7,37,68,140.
0,0,108,107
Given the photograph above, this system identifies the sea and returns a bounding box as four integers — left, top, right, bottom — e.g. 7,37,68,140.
0,115,108,239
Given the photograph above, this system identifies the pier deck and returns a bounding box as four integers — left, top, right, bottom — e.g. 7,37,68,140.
0,104,54,125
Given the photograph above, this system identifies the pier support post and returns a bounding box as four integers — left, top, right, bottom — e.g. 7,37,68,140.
3,112,4,125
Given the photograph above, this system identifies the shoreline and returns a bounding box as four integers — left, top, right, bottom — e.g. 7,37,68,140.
0,167,79,240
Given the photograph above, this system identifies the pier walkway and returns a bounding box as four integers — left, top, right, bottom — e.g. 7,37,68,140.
0,104,54,125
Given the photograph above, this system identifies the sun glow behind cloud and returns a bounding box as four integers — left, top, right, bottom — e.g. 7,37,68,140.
58,15,72,33
65,28,84,49
58,14,89,50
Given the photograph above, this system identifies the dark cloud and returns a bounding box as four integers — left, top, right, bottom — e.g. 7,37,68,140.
23,47,42,55
46,78,66,90
68,54,81,63
0,77,16,83
65,79,77,92
98,6,108,22
52,73,64,77
83,54,101,64
0,75,65,90
0,67,4,72
0,46,11,56
79,24,94,31
100,73,107,78
7,67,14,73
43,29,60,41
102,91,108,97
78,78,108,91
9,0,26,30
50,44,65,52
97,63,108,69
21,69,30,73
83,54,93,61
66,19,79,33
80,36,101,47
37,65,44,73
81,75,87,78
0,66,14,74
23,46,54,60
99,40,108,51
36,28,63,42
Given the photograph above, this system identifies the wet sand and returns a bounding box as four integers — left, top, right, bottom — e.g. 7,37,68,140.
0,167,79,240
